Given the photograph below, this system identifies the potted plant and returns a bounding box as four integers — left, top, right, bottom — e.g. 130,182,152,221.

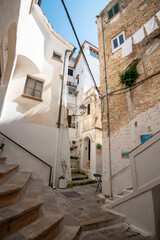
58,176,67,189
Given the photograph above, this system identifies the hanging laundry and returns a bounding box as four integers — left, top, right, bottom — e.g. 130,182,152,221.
144,16,159,35
133,27,145,44
122,37,132,58
156,11,160,22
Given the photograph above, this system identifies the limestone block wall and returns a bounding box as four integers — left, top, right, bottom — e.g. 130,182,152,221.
97,0,160,195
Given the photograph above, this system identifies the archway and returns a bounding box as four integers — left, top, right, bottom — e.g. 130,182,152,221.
83,136,91,169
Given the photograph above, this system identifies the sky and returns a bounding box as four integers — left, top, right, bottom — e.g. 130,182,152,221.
41,0,110,56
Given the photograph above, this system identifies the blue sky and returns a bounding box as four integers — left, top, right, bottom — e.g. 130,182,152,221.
41,0,110,55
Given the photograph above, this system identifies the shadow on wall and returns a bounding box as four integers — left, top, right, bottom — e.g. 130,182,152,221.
9,54,57,127
0,22,17,117
3,23,17,87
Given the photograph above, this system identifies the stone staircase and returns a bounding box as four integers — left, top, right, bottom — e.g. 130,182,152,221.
105,187,133,208
68,169,96,187
0,156,154,240
0,156,78,240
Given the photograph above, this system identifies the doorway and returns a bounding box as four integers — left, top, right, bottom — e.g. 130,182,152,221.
83,137,91,169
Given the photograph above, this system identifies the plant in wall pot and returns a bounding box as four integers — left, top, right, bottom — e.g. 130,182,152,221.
119,60,140,87
96,143,102,150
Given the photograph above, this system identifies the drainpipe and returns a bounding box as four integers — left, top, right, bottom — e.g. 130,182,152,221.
53,49,74,187
57,50,68,128
100,14,113,196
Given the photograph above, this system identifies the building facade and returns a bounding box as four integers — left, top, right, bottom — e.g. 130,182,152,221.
97,0,160,195
0,0,74,185
67,41,102,177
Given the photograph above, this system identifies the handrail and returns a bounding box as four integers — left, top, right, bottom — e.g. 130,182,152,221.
112,165,130,178
0,131,52,186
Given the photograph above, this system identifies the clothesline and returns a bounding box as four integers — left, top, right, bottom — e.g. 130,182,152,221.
122,11,160,58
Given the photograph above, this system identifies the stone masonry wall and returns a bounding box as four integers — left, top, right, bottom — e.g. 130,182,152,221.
97,0,160,136
97,0,160,195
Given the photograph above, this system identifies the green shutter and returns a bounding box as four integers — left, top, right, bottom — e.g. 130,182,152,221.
108,2,120,20
113,2,120,15
108,8,113,20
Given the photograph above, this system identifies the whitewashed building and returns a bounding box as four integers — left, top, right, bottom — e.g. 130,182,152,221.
0,0,74,186
67,41,102,178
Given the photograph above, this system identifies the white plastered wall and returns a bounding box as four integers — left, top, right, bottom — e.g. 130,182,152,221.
102,102,160,195
0,0,74,185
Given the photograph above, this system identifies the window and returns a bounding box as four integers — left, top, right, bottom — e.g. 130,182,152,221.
87,104,90,115
68,68,73,76
24,76,43,99
68,87,76,95
107,2,120,20
89,47,99,59
53,52,61,61
111,31,125,52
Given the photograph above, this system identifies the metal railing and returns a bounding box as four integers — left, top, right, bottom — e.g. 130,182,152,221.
67,81,77,87
0,132,52,186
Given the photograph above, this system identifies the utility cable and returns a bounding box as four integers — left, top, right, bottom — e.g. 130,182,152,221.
101,71,160,98
61,0,101,98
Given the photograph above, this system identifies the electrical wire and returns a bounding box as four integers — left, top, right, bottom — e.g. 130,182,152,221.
101,71,160,98
61,0,101,98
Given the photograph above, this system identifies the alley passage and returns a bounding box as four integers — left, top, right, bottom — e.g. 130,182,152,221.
48,185,153,240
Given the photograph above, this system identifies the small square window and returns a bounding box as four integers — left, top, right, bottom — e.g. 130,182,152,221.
53,52,61,60
111,31,125,53
24,76,43,99
68,68,73,76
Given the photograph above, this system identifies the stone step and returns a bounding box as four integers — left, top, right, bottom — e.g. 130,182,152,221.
81,212,125,232
106,198,114,205
123,189,133,196
80,223,152,240
55,225,81,240
0,178,43,238
42,186,61,215
0,164,19,184
71,169,87,176
113,194,123,201
72,175,88,181
68,179,96,188
0,171,31,208
4,214,64,240
0,157,6,164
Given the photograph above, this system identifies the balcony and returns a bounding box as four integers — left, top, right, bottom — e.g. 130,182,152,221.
67,81,77,87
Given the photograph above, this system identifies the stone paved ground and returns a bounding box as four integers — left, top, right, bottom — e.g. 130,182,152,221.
50,184,153,240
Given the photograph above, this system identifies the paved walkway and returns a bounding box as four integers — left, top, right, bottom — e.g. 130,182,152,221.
53,184,107,226
46,184,153,240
